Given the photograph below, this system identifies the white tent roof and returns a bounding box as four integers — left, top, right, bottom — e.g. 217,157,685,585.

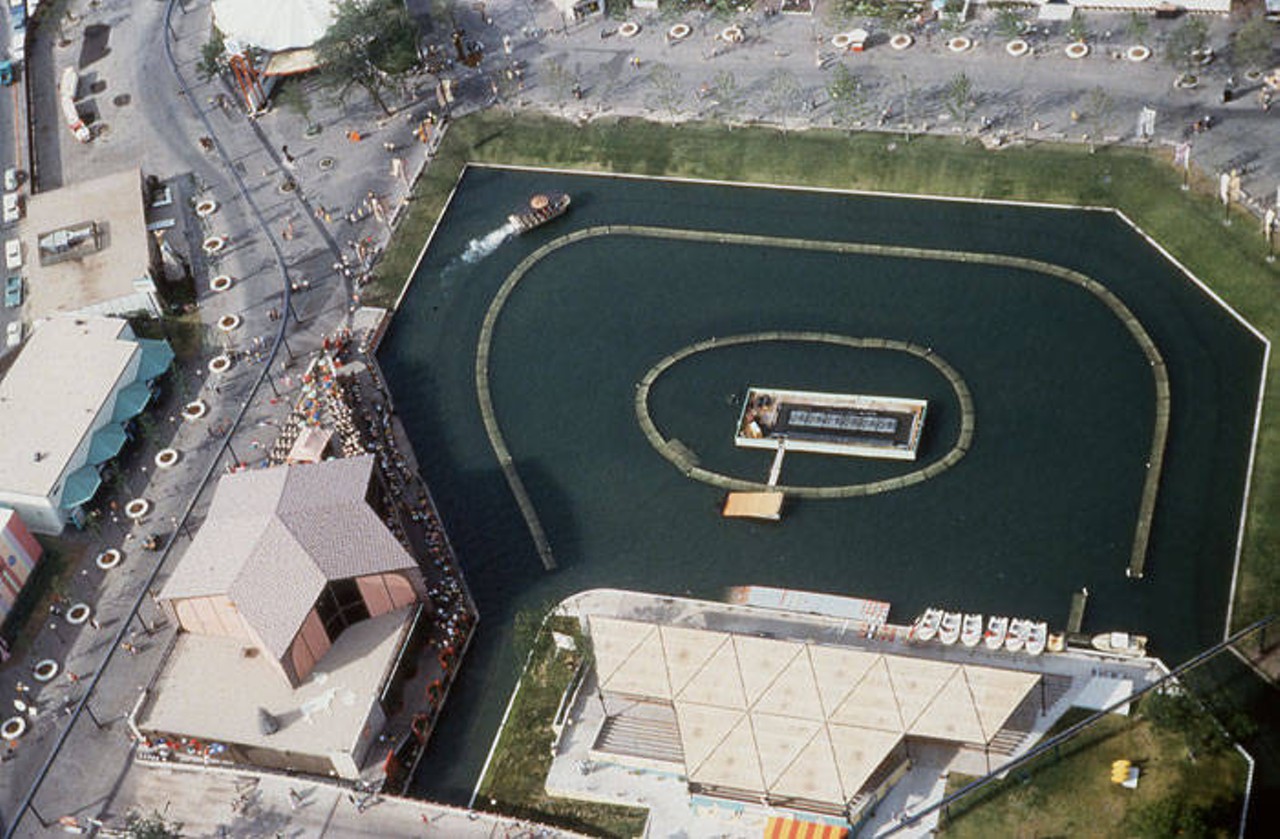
591,617,1042,807
211,0,337,52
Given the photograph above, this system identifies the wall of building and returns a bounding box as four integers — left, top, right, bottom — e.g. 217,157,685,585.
172,594,256,641
357,571,421,617
0,510,43,620
0,493,62,535
287,608,332,686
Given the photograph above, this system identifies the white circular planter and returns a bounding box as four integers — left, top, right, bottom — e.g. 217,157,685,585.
1065,42,1089,60
668,23,690,42
619,22,639,38
155,448,181,469
95,548,123,570
202,236,227,255
1,717,27,740
195,200,218,218
832,33,852,50
890,34,913,51
1175,73,1199,90
722,26,744,44
33,660,60,682
209,275,233,293
208,354,232,375
1006,39,1029,58
182,400,208,421
66,603,92,625
125,498,152,520
217,314,242,332
947,37,972,53
1126,45,1150,63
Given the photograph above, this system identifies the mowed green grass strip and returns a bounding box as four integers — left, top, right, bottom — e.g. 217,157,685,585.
373,113,1280,629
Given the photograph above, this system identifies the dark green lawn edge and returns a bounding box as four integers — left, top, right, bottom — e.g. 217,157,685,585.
372,112,1280,632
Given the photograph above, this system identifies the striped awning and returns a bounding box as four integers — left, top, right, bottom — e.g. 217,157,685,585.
764,817,848,839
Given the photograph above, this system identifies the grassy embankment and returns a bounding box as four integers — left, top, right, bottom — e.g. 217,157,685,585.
941,702,1248,837
473,616,647,838
371,112,1280,633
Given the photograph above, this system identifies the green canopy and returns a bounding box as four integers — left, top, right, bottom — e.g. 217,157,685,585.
112,381,153,423
135,338,175,382
87,423,128,466
60,465,102,510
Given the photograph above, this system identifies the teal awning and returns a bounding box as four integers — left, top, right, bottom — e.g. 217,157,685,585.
135,338,175,382
60,465,102,510
112,381,153,423
87,423,129,465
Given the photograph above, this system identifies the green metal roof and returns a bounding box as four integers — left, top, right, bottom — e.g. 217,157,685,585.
60,465,102,510
135,338,175,382
111,381,153,423
87,423,129,466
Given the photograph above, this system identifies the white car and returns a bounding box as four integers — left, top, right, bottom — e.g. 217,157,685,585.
5,320,21,348
4,238,20,271
2,192,19,224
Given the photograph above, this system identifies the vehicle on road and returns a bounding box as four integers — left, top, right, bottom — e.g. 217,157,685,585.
5,319,21,348
3,192,20,224
4,275,22,308
4,238,20,271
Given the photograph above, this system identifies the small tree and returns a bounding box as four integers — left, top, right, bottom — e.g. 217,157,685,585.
944,72,976,139
827,63,869,131
1127,11,1150,44
277,79,318,135
1083,85,1114,152
124,809,182,839
765,68,802,137
1232,16,1275,72
1066,12,1089,44
897,73,922,140
995,8,1025,39
197,31,228,81
315,0,419,116
646,63,686,122
1166,18,1209,72
710,70,746,127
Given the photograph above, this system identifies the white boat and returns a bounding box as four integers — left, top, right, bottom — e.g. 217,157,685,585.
1091,631,1149,657
1026,621,1048,655
1004,618,1029,652
961,614,984,647
939,612,962,645
915,608,944,642
984,615,1009,650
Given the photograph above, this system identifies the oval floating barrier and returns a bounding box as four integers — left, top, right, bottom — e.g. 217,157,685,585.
95,548,123,570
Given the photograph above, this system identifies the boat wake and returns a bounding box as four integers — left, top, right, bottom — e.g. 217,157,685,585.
461,221,517,264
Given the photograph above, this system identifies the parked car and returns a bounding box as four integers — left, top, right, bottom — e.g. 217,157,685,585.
4,238,19,271
4,275,21,308
5,319,21,348
2,192,20,224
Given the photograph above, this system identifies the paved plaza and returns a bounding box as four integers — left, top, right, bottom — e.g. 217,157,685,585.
0,0,1274,835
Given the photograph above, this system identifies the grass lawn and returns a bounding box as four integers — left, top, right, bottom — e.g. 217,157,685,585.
473,616,648,838
941,705,1248,837
371,112,1280,631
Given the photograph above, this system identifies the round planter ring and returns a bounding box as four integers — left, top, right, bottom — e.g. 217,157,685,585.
1191,47,1214,66
1006,39,1029,58
217,314,242,332
95,548,123,570
1065,42,1089,60
208,354,233,375
668,23,691,42
832,33,852,50
318,157,335,171
947,37,972,53
209,275,233,293
618,21,639,38
195,199,218,218
721,26,744,44
155,448,181,469
202,236,227,256
1,717,26,740
182,400,208,421
125,498,152,520
890,33,913,51
33,660,59,683
1175,73,1199,90
1126,45,1150,63
66,603,92,625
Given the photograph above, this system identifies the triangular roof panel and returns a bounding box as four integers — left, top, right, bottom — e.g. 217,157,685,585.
885,656,957,730
753,645,825,720
733,635,802,706
660,625,729,697
678,636,745,708
750,713,822,788
690,713,765,792
605,625,671,699
830,657,904,733
769,726,843,804
827,724,903,797
676,703,743,774
591,618,654,689
909,669,986,743
808,646,880,718
963,666,1040,740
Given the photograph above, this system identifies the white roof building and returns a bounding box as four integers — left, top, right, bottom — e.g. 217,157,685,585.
211,0,337,52
0,315,171,533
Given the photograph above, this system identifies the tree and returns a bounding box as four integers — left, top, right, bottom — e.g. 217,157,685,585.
995,8,1026,39
765,68,802,136
709,71,746,127
197,31,227,81
277,79,319,136
123,809,182,839
315,0,419,116
896,73,922,140
645,63,686,121
944,72,976,139
1083,85,1114,153
1066,12,1090,44
1165,18,1209,71
826,63,869,131
1127,11,1149,44
1232,16,1275,72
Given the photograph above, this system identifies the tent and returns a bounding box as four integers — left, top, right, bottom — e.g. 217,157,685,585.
112,381,153,423
136,338,175,382
211,0,337,53
60,465,102,509
87,423,129,466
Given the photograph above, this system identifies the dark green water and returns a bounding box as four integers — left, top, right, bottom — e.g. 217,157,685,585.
380,168,1264,803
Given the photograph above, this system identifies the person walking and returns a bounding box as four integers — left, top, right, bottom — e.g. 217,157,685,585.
281,145,296,167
